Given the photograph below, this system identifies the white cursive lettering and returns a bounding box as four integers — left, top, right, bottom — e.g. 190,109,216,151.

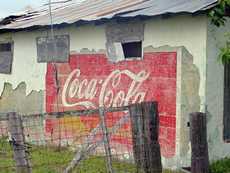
61,69,150,109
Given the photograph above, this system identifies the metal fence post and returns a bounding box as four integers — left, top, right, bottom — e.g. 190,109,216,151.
190,112,209,173
99,107,114,173
7,112,32,173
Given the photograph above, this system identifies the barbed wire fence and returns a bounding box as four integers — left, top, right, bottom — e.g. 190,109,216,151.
0,102,164,173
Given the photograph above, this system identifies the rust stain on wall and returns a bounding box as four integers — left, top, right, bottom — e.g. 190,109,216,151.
0,82,44,115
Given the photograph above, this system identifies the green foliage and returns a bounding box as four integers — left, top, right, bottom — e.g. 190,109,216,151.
209,0,230,27
218,33,230,64
0,137,74,173
210,157,230,173
1,139,230,173
209,0,230,64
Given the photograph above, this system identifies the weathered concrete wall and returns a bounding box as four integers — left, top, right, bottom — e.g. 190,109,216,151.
179,47,200,167
144,15,207,112
46,48,178,158
0,14,207,167
144,46,200,168
0,14,207,100
0,82,44,114
206,18,230,161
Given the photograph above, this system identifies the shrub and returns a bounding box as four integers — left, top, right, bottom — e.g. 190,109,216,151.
210,157,230,173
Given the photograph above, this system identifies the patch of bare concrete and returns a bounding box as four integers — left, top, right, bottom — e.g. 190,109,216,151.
0,82,44,115
180,48,200,157
143,45,201,168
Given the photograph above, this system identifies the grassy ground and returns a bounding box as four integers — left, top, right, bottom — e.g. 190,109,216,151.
0,137,182,173
210,157,230,173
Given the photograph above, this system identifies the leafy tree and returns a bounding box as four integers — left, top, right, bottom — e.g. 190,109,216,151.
209,0,230,64
209,0,230,26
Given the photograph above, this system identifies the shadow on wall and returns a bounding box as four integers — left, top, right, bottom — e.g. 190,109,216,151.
0,82,44,115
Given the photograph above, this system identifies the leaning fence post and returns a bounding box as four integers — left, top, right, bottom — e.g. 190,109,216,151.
7,112,32,173
190,112,209,173
129,102,162,173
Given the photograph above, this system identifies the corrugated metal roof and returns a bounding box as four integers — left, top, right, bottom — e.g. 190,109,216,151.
0,0,218,31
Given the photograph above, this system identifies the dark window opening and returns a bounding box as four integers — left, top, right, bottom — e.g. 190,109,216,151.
0,42,13,74
0,43,11,52
224,63,230,142
225,6,230,16
121,41,142,59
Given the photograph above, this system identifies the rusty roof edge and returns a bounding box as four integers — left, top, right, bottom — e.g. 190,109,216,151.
119,0,219,17
0,11,211,33
200,1,219,11
195,1,219,11
0,0,219,32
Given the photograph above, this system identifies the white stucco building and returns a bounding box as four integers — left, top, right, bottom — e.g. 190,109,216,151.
0,0,229,169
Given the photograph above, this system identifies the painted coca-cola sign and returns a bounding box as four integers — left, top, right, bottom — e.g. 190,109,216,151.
62,69,150,109
46,52,177,158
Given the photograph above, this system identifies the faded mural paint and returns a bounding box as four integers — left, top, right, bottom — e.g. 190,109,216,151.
2,14,229,167
46,52,177,158
0,46,201,167
0,44,201,167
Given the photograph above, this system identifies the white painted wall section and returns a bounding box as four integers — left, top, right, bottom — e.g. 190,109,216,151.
0,15,208,105
206,18,230,161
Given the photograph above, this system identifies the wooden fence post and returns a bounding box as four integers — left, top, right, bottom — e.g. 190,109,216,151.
7,112,32,173
190,112,209,173
129,102,162,173
142,102,162,173
129,103,146,171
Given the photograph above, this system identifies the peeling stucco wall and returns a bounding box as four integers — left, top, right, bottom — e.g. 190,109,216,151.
206,18,230,161
0,14,207,101
144,15,207,113
179,47,200,166
0,82,44,114
0,14,209,167
0,12,229,166
144,46,201,168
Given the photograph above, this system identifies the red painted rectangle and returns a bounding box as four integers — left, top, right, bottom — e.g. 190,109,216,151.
46,52,177,158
